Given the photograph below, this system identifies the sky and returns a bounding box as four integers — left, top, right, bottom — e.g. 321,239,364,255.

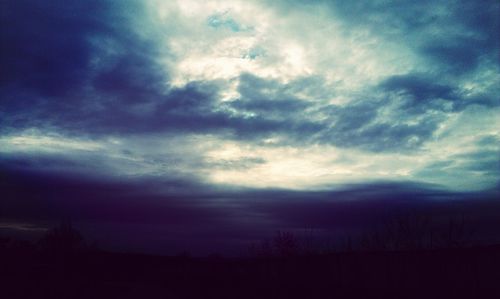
1,0,499,255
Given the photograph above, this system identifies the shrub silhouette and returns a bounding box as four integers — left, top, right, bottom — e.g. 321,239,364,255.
38,220,84,254
249,231,301,257
249,239,274,257
359,214,475,251
273,231,300,256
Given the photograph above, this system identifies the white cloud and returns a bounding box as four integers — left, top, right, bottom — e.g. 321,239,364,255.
0,130,103,153
149,0,418,99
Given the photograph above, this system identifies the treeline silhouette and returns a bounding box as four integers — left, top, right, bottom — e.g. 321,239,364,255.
1,216,500,299
249,214,481,257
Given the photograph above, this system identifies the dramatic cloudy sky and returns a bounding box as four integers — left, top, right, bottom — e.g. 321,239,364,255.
1,0,499,254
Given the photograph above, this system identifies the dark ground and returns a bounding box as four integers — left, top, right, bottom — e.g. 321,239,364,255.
1,244,500,299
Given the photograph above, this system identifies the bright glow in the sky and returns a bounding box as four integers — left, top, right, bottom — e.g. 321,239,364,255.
153,0,416,91
3,121,498,191
0,131,102,153
1,0,499,192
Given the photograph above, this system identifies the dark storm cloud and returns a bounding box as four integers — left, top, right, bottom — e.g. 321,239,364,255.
0,1,317,143
227,74,447,152
380,73,499,113
422,42,482,74
0,0,498,155
0,0,110,96
0,158,224,226
344,119,439,152
0,164,254,254
1,0,440,153
329,102,378,131
92,48,169,104
0,152,93,174
381,74,455,105
2,162,499,253
85,71,323,141
312,98,443,152
0,0,166,132
420,1,500,74
244,183,441,230
306,0,500,73
222,75,444,151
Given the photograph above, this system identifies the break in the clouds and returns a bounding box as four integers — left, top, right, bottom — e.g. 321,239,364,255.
1,0,499,191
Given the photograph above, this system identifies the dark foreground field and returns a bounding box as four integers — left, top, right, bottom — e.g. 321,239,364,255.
2,245,500,299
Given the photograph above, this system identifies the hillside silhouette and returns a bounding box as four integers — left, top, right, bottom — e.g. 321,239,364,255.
1,218,500,299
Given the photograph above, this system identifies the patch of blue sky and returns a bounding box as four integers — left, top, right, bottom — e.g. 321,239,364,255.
207,13,246,32
243,47,265,60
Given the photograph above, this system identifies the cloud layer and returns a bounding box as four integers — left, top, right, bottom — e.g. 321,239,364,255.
1,0,499,253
